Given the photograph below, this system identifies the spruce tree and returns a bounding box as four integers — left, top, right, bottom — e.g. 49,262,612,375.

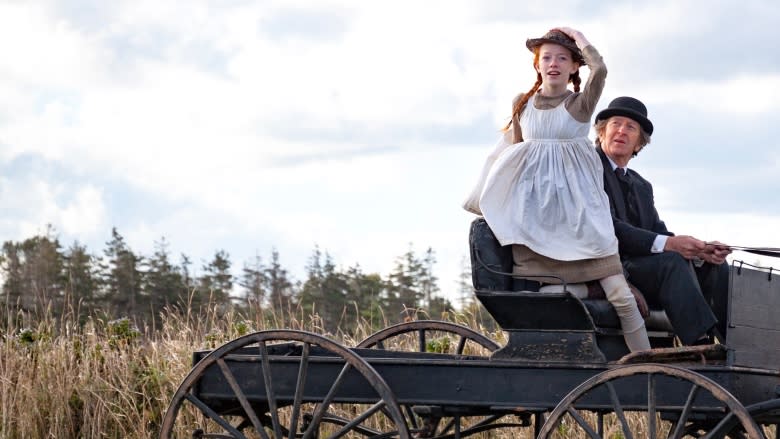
143,237,185,313
239,253,267,309
265,248,295,313
101,228,145,321
62,241,100,314
198,250,233,307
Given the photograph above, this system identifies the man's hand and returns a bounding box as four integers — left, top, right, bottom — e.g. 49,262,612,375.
698,241,732,265
664,235,706,259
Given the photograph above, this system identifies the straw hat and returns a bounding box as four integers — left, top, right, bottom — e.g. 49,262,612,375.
526,29,585,65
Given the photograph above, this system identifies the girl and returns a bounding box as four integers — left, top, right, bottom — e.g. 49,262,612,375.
464,27,650,352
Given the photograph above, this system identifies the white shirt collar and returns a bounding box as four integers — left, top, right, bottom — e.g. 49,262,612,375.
606,155,620,172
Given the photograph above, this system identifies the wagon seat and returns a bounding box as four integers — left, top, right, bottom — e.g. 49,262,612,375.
468,218,675,362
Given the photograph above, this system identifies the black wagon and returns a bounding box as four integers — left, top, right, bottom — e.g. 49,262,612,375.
160,219,780,438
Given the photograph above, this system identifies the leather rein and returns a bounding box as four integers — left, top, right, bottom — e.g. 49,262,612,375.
714,244,780,258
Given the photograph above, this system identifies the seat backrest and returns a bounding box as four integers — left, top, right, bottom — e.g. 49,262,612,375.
469,217,595,332
469,217,543,292
469,217,513,291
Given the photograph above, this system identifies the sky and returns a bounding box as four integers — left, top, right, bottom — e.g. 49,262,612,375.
1,0,779,304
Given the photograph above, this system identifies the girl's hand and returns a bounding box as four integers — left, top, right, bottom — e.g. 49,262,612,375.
552,27,591,49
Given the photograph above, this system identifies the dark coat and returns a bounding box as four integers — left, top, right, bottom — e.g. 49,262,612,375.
596,146,673,257
596,145,723,344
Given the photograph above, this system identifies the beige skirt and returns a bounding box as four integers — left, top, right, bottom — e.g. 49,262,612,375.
512,244,623,284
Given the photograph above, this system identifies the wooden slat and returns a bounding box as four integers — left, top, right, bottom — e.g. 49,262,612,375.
728,326,780,368
729,266,779,330
727,265,780,368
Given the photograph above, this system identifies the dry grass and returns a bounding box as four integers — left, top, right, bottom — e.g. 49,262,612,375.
0,302,311,438
1,302,491,438
1,302,777,438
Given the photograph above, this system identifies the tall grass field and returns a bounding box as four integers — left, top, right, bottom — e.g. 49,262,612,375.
2,302,776,438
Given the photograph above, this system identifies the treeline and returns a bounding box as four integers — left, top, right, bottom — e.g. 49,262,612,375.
1,226,472,334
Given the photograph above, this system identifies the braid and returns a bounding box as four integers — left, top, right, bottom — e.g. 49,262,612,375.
503,73,543,131
570,70,581,93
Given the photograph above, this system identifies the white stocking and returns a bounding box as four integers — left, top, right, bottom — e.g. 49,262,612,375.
599,274,651,352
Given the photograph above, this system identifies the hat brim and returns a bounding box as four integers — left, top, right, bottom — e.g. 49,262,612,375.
525,37,586,65
596,108,654,135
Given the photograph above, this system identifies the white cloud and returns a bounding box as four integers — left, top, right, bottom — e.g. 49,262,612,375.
610,74,780,115
0,176,107,242
0,3,100,88
1,0,779,305
60,186,107,236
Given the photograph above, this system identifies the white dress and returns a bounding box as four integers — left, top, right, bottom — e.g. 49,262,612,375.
478,94,618,261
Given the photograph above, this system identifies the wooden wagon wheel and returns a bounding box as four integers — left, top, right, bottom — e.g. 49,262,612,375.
159,329,411,439
745,398,780,438
356,320,499,355
713,398,780,438
357,321,527,438
538,364,764,439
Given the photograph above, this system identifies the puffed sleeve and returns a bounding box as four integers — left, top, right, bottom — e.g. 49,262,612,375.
566,45,607,122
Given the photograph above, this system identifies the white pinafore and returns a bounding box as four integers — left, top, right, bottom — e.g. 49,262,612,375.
478,94,618,261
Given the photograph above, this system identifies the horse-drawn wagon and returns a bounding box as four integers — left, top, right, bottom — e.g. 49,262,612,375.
160,219,780,438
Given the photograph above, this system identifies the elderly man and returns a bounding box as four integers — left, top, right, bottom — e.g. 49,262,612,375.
594,96,730,345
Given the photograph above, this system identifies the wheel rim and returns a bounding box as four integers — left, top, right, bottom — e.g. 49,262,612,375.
715,398,780,438
538,363,764,439
160,329,411,439
356,320,499,355
358,321,516,438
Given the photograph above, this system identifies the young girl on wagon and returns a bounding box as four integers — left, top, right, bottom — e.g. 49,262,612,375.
464,27,650,351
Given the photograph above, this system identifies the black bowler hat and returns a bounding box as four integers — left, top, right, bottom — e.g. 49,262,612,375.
526,29,585,65
595,96,654,135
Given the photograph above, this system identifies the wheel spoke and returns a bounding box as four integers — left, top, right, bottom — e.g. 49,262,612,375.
287,342,310,439
567,407,600,439
606,381,634,439
669,383,700,439
258,340,283,438
648,373,657,439
597,412,604,437
403,405,419,430
302,363,352,439
455,336,467,355
534,412,545,438
217,357,266,436
319,411,383,436
328,401,386,438
183,392,246,438
439,417,455,435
